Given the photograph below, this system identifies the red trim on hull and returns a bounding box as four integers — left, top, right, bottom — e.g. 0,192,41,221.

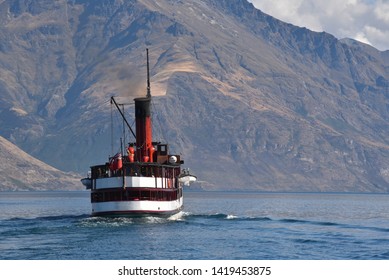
91,206,183,217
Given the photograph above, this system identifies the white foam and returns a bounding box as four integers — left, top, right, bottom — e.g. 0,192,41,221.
168,211,189,221
226,214,238,220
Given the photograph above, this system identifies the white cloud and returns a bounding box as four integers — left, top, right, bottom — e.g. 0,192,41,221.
374,2,389,23
248,0,389,51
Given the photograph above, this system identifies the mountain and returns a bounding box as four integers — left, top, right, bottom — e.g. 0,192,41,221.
0,136,80,190
0,0,388,192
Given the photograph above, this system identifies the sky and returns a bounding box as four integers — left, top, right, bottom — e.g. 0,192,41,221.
248,0,389,51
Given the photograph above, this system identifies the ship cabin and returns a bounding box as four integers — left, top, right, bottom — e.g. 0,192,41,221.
89,142,184,190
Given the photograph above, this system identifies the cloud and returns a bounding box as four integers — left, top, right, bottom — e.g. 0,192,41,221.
374,2,389,23
248,0,389,51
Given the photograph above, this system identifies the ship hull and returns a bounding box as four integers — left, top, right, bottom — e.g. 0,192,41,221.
91,197,183,217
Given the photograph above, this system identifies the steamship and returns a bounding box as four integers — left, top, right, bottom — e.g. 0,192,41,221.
81,50,196,216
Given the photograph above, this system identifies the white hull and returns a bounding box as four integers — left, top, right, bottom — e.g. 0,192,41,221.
92,197,183,216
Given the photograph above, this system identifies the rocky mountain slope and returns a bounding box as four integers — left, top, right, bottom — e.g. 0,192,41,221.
0,0,388,191
0,136,80,190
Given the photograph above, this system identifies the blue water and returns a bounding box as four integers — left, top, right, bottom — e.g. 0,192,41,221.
1,191,389,260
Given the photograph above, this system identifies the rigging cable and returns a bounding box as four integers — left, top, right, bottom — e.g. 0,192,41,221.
111,99,114,156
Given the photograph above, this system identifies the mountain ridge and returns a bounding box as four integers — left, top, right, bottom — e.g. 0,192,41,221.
0,136,81,191
0,0,388,191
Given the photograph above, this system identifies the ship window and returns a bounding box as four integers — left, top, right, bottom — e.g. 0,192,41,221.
126,189,139,200
150,190,157,201
141,167,146,176
140,191,150,200
114,191,121,201
155,167,161,177
158,144,168,156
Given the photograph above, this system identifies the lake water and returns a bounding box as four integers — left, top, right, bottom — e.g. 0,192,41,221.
1,191,389,260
